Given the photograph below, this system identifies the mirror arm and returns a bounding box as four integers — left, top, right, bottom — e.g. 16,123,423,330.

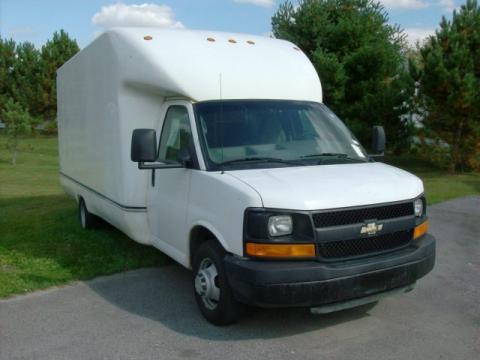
180,158,193,168
138,162,184,170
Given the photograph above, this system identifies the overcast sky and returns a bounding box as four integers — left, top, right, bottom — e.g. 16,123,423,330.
0,0,460,48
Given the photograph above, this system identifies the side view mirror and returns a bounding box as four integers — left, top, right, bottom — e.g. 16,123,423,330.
371,125,386,155
131,129,157,162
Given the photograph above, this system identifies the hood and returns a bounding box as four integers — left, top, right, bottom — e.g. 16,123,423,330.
226,162,423,210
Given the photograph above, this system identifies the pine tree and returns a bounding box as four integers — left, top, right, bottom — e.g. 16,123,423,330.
0,37,16,114
10,42,43,117
39,30,79,121
419,0,480,172
272,0,412,151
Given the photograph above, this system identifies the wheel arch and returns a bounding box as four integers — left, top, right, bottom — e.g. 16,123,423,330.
189,222,230,268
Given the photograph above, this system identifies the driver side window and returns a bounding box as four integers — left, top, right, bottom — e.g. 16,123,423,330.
158,106,192,162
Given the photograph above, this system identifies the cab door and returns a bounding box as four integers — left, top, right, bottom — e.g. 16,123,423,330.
147,102,197,265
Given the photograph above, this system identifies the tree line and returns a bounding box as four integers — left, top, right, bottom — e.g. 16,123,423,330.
1,1,479,172
0,30,79,164
273,0,480,172
0,30,79,121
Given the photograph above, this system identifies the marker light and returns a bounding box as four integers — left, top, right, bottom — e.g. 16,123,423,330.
414,198,424,217
246,243,315,258
414,220,429,240
268,215,293,237
143,35,153,41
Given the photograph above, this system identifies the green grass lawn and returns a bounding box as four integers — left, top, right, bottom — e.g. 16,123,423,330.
1,135,479,298
385,155,480,205
0,135,168,298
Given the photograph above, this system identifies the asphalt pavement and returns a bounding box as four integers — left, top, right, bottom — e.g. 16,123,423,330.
1,196,479,360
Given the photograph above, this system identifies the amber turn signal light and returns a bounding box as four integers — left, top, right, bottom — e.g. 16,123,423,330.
246,243,315,258
413,220,429,240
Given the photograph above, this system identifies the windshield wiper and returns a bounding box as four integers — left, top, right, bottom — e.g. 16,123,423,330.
301,153,366,162
218,157,301,167
301,152,348,158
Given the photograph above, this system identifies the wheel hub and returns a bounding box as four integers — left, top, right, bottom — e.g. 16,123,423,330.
194,258,220,310
194,270,210,297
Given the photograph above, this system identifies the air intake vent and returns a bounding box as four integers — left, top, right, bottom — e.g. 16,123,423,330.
318,230,412,259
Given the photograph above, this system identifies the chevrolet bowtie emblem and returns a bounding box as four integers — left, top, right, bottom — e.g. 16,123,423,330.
360,222,383,236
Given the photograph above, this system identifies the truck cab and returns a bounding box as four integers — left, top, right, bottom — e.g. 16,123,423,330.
57,28,435,326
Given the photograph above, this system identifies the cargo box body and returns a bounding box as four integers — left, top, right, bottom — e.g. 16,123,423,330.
58,33,160,243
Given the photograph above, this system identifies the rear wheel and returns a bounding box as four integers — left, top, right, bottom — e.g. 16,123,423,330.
78,198,97,229
193,240,243,325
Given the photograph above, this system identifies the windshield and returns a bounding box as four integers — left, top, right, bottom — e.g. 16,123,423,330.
194,100,367,170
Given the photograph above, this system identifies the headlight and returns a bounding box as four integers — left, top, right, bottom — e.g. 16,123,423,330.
268,215,293,237
414,198,424,217
244,209,313,242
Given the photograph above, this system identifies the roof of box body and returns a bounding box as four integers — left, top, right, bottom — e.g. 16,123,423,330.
61,28,323,103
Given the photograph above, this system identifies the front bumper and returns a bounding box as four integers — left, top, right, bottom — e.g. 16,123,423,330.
225,234,435,308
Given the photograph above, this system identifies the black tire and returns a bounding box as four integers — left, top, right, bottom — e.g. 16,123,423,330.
78,198,98,229
192,240,243,326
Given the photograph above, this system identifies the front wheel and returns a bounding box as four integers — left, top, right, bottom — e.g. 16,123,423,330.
193,240,243,325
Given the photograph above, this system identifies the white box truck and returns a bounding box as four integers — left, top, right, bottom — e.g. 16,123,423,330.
57,28,435,325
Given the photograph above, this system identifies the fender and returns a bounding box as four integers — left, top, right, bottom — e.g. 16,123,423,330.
188,220,232,268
